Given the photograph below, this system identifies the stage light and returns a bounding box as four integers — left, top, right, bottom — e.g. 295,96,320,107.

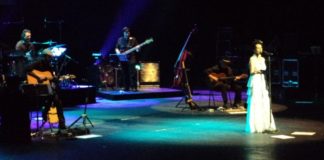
92,52,102,59
135,64,141,70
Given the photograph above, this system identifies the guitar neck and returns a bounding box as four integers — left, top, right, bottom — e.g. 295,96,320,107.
122,38,153,55
123,42,146,55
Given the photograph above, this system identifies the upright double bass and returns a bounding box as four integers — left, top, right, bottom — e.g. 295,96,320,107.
172,25,199,110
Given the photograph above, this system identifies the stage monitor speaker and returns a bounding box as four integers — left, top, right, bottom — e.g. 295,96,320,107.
139,61,160,86
282,59,299,88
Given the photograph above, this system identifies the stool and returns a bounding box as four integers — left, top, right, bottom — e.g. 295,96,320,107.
208,90,234,108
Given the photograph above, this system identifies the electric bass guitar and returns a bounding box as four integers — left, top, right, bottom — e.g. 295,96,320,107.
120,37,154,55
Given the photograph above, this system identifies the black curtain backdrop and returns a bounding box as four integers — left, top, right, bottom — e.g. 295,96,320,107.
1,0,323,93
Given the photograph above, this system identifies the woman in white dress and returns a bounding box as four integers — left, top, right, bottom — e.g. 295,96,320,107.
245,39,276,133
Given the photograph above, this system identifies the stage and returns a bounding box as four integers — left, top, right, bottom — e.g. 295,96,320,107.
96,87,184,100
1,89,324,160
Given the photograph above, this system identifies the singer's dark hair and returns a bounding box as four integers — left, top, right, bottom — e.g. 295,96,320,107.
252,39,263,49
21,29,31,39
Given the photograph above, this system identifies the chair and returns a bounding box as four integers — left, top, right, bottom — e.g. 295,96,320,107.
21,84,55,134
208,89,233,108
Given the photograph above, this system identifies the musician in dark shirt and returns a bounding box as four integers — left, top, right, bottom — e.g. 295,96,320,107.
204,57,244,110
25,49,66,130
13,29,36,79
115,27,139,91
15,29,34,53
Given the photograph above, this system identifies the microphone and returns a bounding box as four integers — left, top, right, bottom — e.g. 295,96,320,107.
44,17,47,28
192,24,198,33
65,54,72,59
263,51,274,56
64,54,79,64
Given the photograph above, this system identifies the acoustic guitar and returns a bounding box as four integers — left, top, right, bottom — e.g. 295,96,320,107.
27,69,54,85
27,70,59,123
209,72,248,83
48,105,59,124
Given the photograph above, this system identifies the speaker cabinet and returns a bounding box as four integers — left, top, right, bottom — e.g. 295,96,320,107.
139,61,160,87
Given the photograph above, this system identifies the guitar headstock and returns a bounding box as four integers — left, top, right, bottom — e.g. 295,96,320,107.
144,38,154,44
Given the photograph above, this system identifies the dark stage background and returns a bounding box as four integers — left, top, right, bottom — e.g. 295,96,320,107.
1,0,323,102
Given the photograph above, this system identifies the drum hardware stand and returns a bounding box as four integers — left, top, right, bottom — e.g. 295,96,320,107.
68,83,94,133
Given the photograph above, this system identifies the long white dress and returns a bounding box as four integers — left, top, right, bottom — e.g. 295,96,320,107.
245,54,276,133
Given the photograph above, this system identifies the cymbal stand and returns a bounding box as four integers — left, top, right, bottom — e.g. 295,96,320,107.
68,85,94,130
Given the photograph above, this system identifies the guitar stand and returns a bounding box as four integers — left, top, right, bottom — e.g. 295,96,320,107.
175,96,200,111
174,69,200,111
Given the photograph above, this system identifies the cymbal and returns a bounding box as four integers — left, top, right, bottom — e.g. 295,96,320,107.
47,44,66,50
52,44,66,48
31,41,42,44
42,40,57,45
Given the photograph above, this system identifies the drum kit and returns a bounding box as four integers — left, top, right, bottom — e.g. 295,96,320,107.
93,53,125,89
0,40,75,89
98,63,115,88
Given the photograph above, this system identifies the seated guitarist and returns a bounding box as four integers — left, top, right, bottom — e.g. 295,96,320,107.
115,27,139,91
25,49,67,130
204,57,246,110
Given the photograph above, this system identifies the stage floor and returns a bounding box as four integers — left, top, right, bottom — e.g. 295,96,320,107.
1,92,324,160
97,87,184,100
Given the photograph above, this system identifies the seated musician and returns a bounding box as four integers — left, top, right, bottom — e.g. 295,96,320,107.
204,57,246,110
14,29,36,80
25,49,67,130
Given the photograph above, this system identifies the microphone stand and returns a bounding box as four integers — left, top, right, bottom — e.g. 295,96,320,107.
44,18,64,42
265,54,273,126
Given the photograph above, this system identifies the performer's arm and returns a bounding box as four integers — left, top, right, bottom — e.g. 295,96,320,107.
27,71,48,83
15,41,23,51
133,37,140,52
208,74,218,82
115,38,121,54
249,57,262,74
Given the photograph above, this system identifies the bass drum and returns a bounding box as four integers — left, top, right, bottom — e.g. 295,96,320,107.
98,64,115,88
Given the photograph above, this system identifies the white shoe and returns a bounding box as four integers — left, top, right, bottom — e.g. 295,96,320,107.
217,106,225,111
225,107,233,111
237,106,245,110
